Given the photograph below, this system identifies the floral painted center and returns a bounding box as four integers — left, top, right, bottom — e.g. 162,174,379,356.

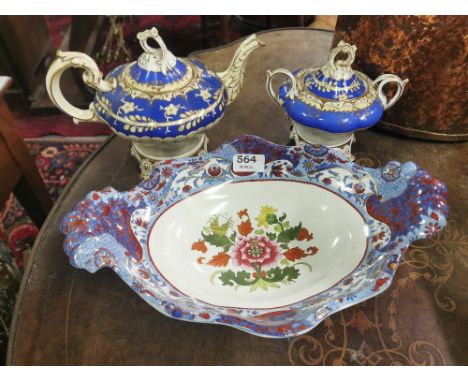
191,205,319,292
233,235,280,268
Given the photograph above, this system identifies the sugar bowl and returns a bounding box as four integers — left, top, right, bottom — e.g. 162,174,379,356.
266,41,408,159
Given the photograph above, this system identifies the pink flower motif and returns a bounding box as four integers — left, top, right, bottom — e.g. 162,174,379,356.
232,235,281,269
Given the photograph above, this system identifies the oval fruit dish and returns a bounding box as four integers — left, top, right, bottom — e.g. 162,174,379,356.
61,135,448,338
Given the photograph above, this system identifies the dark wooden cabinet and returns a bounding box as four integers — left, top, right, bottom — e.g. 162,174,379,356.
0,16,54,105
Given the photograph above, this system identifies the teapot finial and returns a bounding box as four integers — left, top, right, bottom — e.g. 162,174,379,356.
136,27,176,74
322,40,357,80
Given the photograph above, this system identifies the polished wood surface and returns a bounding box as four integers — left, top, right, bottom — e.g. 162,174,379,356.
7,29,468,365
0,78,53,227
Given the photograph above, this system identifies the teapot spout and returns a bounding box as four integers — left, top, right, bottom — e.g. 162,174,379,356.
217,34,265,105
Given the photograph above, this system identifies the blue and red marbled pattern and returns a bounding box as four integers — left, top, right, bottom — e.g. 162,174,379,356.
366,165,448,241
60,135,448,338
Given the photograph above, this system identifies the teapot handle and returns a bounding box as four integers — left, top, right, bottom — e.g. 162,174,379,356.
46,51,116,123
266,69,298,106
373,74,409,111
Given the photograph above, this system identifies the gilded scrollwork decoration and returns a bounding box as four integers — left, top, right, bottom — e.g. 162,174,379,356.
288,283,448,365
296,69,378,112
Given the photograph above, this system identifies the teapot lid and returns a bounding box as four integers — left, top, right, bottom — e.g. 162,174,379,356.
303,41,368,102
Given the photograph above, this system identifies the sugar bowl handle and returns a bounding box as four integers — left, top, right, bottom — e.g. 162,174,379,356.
373,74,409,110
46,50,116,124
266,69,298,106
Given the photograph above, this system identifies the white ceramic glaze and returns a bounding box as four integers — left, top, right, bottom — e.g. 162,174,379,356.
149,181,368,309
294,123,354,147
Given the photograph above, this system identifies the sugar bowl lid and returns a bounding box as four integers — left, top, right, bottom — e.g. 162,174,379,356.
302,41,369,102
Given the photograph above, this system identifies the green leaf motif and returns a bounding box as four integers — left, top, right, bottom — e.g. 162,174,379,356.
219,270,236,286
208,215,233,236
282,266,301,281
266,232,277,241
278,213,287,222
277,223,302,243
202,232,232,249
264,267,283,282
266,214,278,225
264,266,299,282
219,270,256,286
217,265,303,289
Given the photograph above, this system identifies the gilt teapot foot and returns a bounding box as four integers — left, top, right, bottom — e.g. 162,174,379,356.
131,134,209,178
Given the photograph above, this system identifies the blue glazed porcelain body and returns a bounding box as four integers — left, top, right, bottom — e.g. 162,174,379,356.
277,69,384,134
60,135,447,338
94,57,227,140
267,41,408,148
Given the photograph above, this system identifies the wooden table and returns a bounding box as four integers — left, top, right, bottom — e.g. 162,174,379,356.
7,29,468,365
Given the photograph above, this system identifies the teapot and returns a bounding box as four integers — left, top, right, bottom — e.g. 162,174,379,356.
266,41,408,158
46,27,264,177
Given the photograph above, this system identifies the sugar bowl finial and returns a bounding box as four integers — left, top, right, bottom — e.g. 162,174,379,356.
321,40,357,80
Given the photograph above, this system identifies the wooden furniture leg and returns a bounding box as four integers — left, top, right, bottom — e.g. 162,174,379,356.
0,77,53,228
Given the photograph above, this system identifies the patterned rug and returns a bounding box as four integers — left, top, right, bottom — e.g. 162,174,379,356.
0,138,102,364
